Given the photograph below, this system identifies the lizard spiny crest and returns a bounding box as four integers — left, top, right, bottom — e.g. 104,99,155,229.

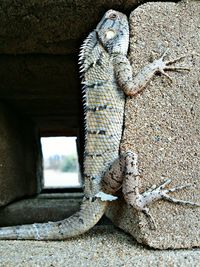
79,10,128,197
79,10,129,73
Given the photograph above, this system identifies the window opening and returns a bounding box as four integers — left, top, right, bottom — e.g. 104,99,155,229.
41,137,81,189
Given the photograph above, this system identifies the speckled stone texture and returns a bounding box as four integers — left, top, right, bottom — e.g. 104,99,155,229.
106,0,200,249
0,0,140,54
0,226,199,267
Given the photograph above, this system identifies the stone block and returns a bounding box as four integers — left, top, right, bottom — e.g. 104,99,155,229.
106,0,200,249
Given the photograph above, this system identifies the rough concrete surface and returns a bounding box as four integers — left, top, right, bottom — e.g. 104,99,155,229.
0,0,141,54
0,194,82,227
0,226,199,267
0,103,41,207
107,0,200,249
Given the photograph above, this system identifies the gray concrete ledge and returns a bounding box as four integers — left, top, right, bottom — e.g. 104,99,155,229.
0,193,82,226
0,225,199,266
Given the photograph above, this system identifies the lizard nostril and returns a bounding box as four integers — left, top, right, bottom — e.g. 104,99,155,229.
109,13,117,19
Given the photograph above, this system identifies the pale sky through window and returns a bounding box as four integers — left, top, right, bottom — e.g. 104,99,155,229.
41,136,80,188
41,137,77,158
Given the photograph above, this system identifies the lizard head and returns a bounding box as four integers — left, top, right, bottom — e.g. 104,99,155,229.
96,10,129,56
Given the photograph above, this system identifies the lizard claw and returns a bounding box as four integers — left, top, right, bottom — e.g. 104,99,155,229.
142,208,157,230
160,48,170,60
95,191,118,201
161,49,190,67
159,69,173,83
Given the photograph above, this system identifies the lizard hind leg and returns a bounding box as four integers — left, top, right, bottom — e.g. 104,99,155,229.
121,151,158,229
95,155,125,202
122,151,200,230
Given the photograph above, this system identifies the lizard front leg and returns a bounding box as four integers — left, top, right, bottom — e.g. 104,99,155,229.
113,50,190,96
111,51,199,229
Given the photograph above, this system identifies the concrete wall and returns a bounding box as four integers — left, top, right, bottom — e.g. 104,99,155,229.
0,102,42,206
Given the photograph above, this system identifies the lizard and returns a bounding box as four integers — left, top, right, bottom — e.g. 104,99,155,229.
0,9,199,240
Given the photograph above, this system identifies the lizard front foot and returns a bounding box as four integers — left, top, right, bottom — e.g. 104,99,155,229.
153,49,190,82
126,179,200,230
116,49,191,97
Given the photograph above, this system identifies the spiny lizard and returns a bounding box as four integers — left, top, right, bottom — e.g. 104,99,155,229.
0,9,198,239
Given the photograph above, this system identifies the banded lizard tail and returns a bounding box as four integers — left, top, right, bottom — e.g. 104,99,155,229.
0,10,198,239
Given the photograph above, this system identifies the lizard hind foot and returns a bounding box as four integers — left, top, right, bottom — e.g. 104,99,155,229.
130,179,200,230
142,179,200,207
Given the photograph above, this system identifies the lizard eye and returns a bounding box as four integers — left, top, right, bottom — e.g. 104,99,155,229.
105,29,116,40
109,13,117,20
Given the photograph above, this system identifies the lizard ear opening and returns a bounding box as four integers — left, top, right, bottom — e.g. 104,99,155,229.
97,28,117,53
104,29,116,40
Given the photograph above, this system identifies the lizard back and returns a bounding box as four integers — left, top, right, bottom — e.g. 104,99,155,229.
79,10,129,196
80,11,129,196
